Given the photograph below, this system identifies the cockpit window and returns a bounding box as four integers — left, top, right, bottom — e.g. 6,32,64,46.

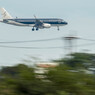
58,19,64,22
61,19,64,22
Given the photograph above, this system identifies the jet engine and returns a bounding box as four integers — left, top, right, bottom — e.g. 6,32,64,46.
43,23,51,28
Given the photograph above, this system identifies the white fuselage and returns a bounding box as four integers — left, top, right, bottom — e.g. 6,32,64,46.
2,18,68,28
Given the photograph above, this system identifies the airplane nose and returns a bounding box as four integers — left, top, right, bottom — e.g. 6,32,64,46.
64,21,68,25
62,21,68,25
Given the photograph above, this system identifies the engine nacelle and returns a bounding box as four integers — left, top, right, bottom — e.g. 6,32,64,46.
43,23,51,28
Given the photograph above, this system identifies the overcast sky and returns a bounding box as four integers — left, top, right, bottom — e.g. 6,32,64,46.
0,0,95,66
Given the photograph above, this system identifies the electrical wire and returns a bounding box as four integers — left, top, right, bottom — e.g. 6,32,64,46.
0,36,95,49
0,45,63,49
1,37,95,44
77,42,95,47
0,37,61,44
0,42,95,49
79,37,95,42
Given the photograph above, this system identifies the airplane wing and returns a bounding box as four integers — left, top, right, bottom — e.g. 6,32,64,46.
32,15,51,31
34,15,43,27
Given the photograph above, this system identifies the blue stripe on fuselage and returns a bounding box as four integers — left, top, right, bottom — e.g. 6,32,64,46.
9,18,67,25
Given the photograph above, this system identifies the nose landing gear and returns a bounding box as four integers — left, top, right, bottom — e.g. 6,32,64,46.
57,26,60,31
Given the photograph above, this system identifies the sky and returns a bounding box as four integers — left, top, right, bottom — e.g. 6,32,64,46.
0,0,95,66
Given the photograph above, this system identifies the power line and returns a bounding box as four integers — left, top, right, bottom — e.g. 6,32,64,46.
76,42,95,47
79,37,95,42
0,35,95,50
0,37,95,44
0,45,63,49
0,42,95,50
0,37,61,44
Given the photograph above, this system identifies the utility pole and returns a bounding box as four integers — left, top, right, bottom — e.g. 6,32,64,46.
63,36,79,56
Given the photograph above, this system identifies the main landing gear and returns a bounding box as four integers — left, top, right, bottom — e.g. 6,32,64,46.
32,27,39,31
32,27,35,31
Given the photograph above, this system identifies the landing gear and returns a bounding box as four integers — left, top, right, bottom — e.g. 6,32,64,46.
32,27,35,31
36,27,39,31
32,27,39,31
57,26,60,31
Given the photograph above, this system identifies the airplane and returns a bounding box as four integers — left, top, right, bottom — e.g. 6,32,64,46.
0,8,68,31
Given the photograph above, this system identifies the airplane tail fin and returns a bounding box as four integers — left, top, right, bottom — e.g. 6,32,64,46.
0,8,13,19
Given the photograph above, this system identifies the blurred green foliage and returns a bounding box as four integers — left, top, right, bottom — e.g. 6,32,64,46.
53,53,95,69
0,53,95,95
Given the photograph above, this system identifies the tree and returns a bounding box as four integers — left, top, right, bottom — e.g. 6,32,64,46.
53,53,95,69
47,64,95,95
0,53,95,95
0,64,56,95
